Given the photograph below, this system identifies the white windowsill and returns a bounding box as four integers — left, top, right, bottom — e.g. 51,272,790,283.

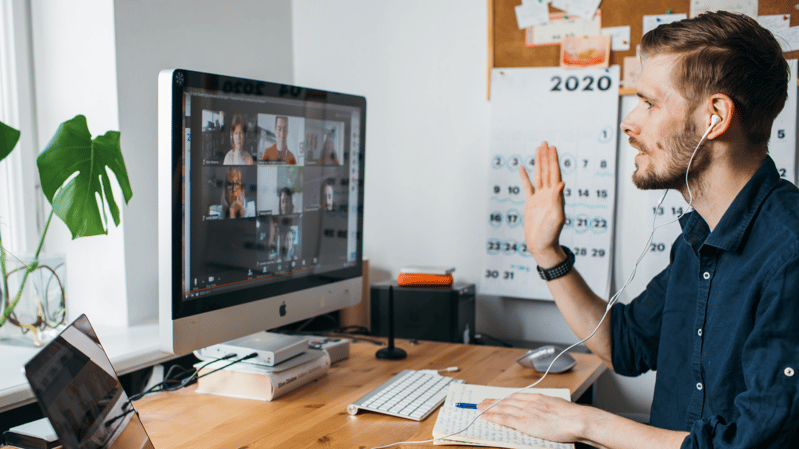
0,321,176,413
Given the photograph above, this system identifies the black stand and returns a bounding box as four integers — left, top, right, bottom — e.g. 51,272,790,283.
376,285,407,360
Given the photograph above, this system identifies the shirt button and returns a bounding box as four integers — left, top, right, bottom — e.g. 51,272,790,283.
696,382,703,390
697,329,703,337
703,272,711,280
786,367,795,377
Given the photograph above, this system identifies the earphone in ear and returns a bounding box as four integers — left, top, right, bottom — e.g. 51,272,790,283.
699,115,721,141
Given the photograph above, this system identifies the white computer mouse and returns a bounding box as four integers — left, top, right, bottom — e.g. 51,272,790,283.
516,345,576,373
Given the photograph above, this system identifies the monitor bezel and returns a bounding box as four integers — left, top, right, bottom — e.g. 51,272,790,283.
160,69,365,348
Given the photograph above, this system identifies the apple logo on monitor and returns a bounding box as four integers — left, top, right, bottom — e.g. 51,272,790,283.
279,301,287,317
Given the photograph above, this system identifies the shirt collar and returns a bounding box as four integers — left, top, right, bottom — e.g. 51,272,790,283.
679,156,780,253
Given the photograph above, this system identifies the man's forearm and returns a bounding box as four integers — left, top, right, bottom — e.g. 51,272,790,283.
535,245,613,366
579,407,688,449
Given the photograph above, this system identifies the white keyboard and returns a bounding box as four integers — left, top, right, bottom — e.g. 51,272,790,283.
347,369,464,421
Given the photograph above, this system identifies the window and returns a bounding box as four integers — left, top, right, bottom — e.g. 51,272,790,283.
0,0,41,254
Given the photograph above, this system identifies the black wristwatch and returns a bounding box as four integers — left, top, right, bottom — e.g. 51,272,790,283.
537,246,575,281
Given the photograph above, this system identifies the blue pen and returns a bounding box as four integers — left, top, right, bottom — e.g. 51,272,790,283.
455,402,478,409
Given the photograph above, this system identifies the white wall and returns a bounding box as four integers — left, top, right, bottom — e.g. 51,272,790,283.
291,0,491,286
30,0,127,326
113,0,295,325
291,0,657,416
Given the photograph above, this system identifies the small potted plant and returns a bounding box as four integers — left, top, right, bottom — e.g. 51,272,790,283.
0,115,132,345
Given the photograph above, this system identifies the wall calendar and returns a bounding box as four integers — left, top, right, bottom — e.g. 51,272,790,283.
481,67,620,300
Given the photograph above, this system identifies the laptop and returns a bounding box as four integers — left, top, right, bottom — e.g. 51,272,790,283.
23,314,155,449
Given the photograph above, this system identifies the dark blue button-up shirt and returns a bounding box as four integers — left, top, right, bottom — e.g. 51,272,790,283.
611,156,799,448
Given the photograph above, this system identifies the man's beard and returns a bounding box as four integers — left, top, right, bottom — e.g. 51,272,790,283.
630,119,709,191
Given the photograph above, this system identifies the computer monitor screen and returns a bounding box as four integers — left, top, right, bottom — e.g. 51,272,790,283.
158,69,365,355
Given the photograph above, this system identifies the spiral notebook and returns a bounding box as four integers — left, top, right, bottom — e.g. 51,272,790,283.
432,383,574,449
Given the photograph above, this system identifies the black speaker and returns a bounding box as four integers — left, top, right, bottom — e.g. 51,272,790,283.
370,281,475,344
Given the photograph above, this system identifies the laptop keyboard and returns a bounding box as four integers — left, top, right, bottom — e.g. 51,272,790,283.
347,369,463,421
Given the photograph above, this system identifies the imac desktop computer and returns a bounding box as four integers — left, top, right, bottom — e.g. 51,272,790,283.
158,69,366,355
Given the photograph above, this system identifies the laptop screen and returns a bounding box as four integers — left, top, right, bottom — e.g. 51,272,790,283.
24,314,155,449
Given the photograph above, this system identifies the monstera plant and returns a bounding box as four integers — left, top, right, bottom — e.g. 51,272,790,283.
0,115,132,343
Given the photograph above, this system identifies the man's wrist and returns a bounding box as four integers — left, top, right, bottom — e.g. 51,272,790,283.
531,245,567,268
535,245,575,281
577,407,608,447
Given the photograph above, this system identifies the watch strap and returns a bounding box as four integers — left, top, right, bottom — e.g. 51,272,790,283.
536,246,575,281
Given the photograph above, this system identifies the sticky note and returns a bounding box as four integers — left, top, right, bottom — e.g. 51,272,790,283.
690,0,757,19
642,14,687,36
515,2,550,29
602,25,631,51
551,0,602,20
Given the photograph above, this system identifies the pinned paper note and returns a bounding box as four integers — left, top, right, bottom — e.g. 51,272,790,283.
623,56,642,89
602,25,631,51
758,14,790,32
560,35,611,68
515,1,550,29
526,11,602,47
642,13,688,36
772,27,799,53
759,15,795,53
551,0,602,20
690,0,758,19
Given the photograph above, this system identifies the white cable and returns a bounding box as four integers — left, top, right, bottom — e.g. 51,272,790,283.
683,122,715,215
372,131,713,449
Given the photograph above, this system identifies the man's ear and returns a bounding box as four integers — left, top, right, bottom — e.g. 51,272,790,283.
705,94,735,140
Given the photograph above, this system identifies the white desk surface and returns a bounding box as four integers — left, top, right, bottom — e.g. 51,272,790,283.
0,321,177,413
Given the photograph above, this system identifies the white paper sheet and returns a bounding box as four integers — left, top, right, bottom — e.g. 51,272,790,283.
551,0,601,20
771,26,799,54
526,11,602,46
690,0,758,19
602,25,631,51
642,14,688,36
516,2,551,29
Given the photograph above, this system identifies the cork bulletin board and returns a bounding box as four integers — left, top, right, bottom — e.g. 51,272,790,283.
488,0,799,95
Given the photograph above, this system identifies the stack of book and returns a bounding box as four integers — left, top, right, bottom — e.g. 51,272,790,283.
194,347,331,401
397,266,455,287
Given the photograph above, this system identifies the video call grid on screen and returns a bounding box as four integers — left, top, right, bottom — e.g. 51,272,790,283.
180,88,359,302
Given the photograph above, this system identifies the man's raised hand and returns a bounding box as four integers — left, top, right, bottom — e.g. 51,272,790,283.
519,142,566,266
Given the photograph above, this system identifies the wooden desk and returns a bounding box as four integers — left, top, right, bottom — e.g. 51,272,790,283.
136,339,606,448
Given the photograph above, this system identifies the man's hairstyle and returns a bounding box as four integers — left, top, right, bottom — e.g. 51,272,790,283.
279,187,293,214
275,116,288,128
640,11,789,146
279,186,293,198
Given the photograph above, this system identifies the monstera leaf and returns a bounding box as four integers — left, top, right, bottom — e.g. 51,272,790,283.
0,120,21,162
37,115,133,239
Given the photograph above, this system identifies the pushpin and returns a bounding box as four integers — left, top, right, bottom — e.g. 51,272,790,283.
667,10,672,14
